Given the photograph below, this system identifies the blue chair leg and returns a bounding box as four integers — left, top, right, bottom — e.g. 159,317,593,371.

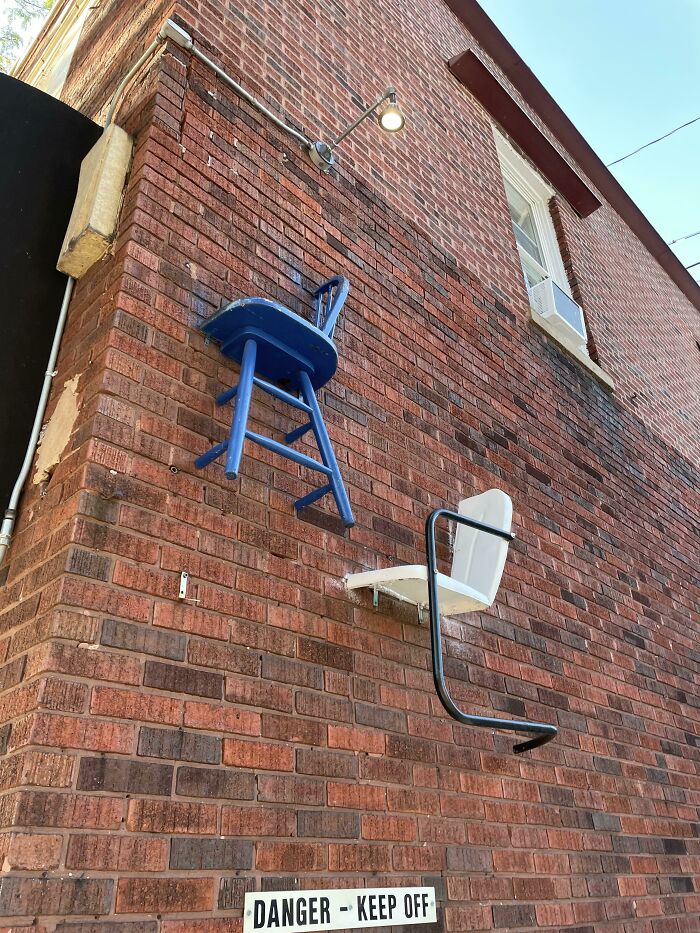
194,439,229,469
224,338,257,480
297,370,355,527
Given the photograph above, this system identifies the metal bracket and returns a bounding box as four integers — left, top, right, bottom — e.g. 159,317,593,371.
425,508,558,754
372,585,379,609
178,571,189,600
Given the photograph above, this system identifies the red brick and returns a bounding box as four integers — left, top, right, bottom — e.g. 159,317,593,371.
0,876,113,916
90,686,183,726
76,756,172,795
262,712,326,746
187,638,260,676
153,601,229,641
255,842,326,872
137,725,220,763
116,878,213,913
221,806,296,837
361,814,417,841
143,660,223,699
184,701,260,735
298,810,359,839
3,833,62,870
66,834,168,871
444,906,492,932
392,844,443,871
297,748,357,779
327,782,387,810
225,676,293,712
10,792,122,830
328,844,391,872
328,724,385,755
24,642,141,686
257,775,324,806
175,766,255,800
169,837,253,870
126,799,217,834
17,713,135,754
161,921,241,933
222,739,293,771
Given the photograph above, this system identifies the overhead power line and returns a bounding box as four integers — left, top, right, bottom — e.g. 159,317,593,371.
686,260,700,271
668,229,700,246
606,115,700,167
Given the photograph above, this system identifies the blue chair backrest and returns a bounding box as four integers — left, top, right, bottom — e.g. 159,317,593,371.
313,276,349,339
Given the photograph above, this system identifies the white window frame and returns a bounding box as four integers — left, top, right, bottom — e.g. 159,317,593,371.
491,128,614,389
493,128,572,298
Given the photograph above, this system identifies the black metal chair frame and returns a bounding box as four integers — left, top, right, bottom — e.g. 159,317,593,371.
426,509,558,754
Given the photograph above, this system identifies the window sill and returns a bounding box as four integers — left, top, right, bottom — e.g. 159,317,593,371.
530,308,615,391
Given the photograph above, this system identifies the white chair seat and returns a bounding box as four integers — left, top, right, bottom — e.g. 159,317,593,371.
345,565,491,615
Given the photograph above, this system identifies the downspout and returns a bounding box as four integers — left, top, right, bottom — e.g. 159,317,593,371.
0,277,74,568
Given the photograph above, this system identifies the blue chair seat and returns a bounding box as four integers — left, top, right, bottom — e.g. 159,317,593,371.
195,276,355,527
202,298,338,391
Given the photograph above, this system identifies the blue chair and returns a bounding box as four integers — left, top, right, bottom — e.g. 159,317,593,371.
195,276,355,527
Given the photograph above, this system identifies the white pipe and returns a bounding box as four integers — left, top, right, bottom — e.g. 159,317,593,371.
0,277,75,568
1,26,166,570
104,35,166,127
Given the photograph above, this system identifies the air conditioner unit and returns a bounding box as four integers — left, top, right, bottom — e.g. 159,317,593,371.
529,278,587,351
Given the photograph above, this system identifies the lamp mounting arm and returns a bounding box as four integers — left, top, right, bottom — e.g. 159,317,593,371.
328,88,396,150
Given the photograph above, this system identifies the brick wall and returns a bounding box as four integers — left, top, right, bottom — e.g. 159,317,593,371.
2,0,699,930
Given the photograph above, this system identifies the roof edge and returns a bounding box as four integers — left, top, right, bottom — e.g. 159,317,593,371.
444,0,700,312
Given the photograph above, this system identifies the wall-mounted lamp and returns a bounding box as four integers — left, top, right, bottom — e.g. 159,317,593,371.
307,88,406,172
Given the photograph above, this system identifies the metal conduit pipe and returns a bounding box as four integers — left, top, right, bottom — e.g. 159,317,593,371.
105,18,312,146
187,43,312,148
0,277,75,568
106,19,312,144
104,33,168,127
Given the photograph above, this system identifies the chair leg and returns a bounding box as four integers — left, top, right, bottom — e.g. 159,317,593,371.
297,370,355,527
194,439,229,469
224,338,257,480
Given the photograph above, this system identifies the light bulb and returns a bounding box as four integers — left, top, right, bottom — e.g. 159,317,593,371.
379,101,405,133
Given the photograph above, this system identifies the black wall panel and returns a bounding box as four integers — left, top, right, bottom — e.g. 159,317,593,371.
0,75,101,508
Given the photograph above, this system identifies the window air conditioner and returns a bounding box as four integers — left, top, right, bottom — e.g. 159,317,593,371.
529,278,587,351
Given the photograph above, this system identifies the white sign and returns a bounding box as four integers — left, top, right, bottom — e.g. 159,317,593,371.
243,886,437,933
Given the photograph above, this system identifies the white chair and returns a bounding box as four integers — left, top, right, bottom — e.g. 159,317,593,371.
345,489,513,618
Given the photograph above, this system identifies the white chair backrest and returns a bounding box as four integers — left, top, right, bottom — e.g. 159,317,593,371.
450,489,513,605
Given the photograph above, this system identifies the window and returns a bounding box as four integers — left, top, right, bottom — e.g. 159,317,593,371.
494,128,571,297
492,128,615,388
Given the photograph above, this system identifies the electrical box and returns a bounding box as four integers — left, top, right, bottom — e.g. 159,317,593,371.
56,123,133,278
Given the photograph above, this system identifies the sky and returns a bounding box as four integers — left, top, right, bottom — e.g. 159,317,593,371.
3,1,699,278
1,0,51,58
479,0,700,280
